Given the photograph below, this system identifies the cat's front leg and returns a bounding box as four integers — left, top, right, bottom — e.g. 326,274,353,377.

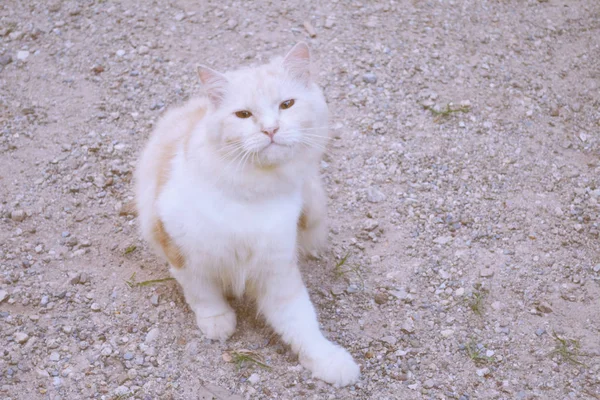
256,264,360,387
171,267,236,341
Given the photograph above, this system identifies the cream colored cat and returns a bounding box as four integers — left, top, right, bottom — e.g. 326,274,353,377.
134,43,359,386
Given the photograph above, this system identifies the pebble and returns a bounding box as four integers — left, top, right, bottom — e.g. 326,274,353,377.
381,335,397,345
433,236,452,245
423,379,435,389
367,187,386,203
151,294,160,306
137,46,149,55
0,55,12,66
15,332,29,344
374,292,388,305
68,273,81,285
536,302,552,313
491,301,504,311
248,373,260,385
49,352,60,361
16,51,29,61
362,73,377,84
455,288,465,296
389,288,408,300
226,19,238,30
10,210,26,222
0,290,7,303
90,303,101,311
41,295,49,306
324,16,336,29
114,386,130,396
145,328,160,344
401,318,415,334
476,367,490,377
346,284,360,294
440,329,454,337
123,352,135,360
116,49,126,57
480,268,494,278
535,328,546,336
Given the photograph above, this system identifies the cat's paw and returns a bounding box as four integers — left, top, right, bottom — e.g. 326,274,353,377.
300,344,360,387
195,310,236,341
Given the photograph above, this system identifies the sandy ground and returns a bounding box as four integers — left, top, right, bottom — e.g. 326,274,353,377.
1,0,600,399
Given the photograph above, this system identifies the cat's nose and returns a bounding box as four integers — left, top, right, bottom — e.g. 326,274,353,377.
261,126,279,139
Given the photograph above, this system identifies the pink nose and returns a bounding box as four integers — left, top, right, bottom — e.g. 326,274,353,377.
262,126,279,139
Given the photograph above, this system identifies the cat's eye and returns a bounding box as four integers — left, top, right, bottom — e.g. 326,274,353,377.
280,99,295,110
235,110,252,118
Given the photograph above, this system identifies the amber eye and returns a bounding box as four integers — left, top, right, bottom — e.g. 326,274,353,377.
280,99,295,110
235,110,252,118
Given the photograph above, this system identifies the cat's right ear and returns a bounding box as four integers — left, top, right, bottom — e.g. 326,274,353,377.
197,65,228,107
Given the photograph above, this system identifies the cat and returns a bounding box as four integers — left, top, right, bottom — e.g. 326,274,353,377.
133,42,360,387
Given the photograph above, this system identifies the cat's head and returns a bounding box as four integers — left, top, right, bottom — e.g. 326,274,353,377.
198,43,329,169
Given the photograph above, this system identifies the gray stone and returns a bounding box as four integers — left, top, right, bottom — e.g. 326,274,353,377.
362,73,377,84
151,294,160,306
535,328,545,336
0,55,12,66
381,335,397,345
90,303,101,311
480,268,494,278
123,352,134,360
423,379,435,389
433,236,452,245
367,187,386,203
346,284,360,294
49,352,60,361
0,290,8,303
401,319,415,334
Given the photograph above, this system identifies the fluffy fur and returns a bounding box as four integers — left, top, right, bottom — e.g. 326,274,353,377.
134,43,359,386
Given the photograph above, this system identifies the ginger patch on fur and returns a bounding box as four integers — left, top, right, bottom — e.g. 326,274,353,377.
153,219,185,268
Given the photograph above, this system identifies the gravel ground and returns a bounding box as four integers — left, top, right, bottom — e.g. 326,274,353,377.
1,0,600,399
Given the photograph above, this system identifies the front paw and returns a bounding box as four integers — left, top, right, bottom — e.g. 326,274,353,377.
300,343,360,387
195,310,236,341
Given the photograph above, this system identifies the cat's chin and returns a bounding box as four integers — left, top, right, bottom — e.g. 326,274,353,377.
253,143,296,168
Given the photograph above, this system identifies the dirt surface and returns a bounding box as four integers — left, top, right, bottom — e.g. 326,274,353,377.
1,0,600,399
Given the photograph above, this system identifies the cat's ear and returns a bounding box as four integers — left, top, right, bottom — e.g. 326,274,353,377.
197,65,229,107
283,42,311,85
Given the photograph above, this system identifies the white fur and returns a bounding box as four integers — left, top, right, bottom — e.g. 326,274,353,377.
134,43,359,386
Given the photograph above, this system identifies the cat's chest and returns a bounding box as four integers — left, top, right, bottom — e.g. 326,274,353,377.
160,178,302,242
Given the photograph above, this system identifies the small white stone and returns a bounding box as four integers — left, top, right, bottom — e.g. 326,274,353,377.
15,332,29,344
116,49,126,57
440,329,454,337
16,50,30,60
248,373,260,385
145,328,160,344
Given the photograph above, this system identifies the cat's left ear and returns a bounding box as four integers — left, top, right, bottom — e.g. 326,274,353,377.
283,42,311,85
197,65,229,107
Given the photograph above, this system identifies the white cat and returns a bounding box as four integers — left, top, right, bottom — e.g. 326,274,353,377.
134,43,360,386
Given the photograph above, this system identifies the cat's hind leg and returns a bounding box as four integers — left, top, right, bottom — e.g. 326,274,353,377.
171,267,236,341
297,174,328,258
255,264,360,386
